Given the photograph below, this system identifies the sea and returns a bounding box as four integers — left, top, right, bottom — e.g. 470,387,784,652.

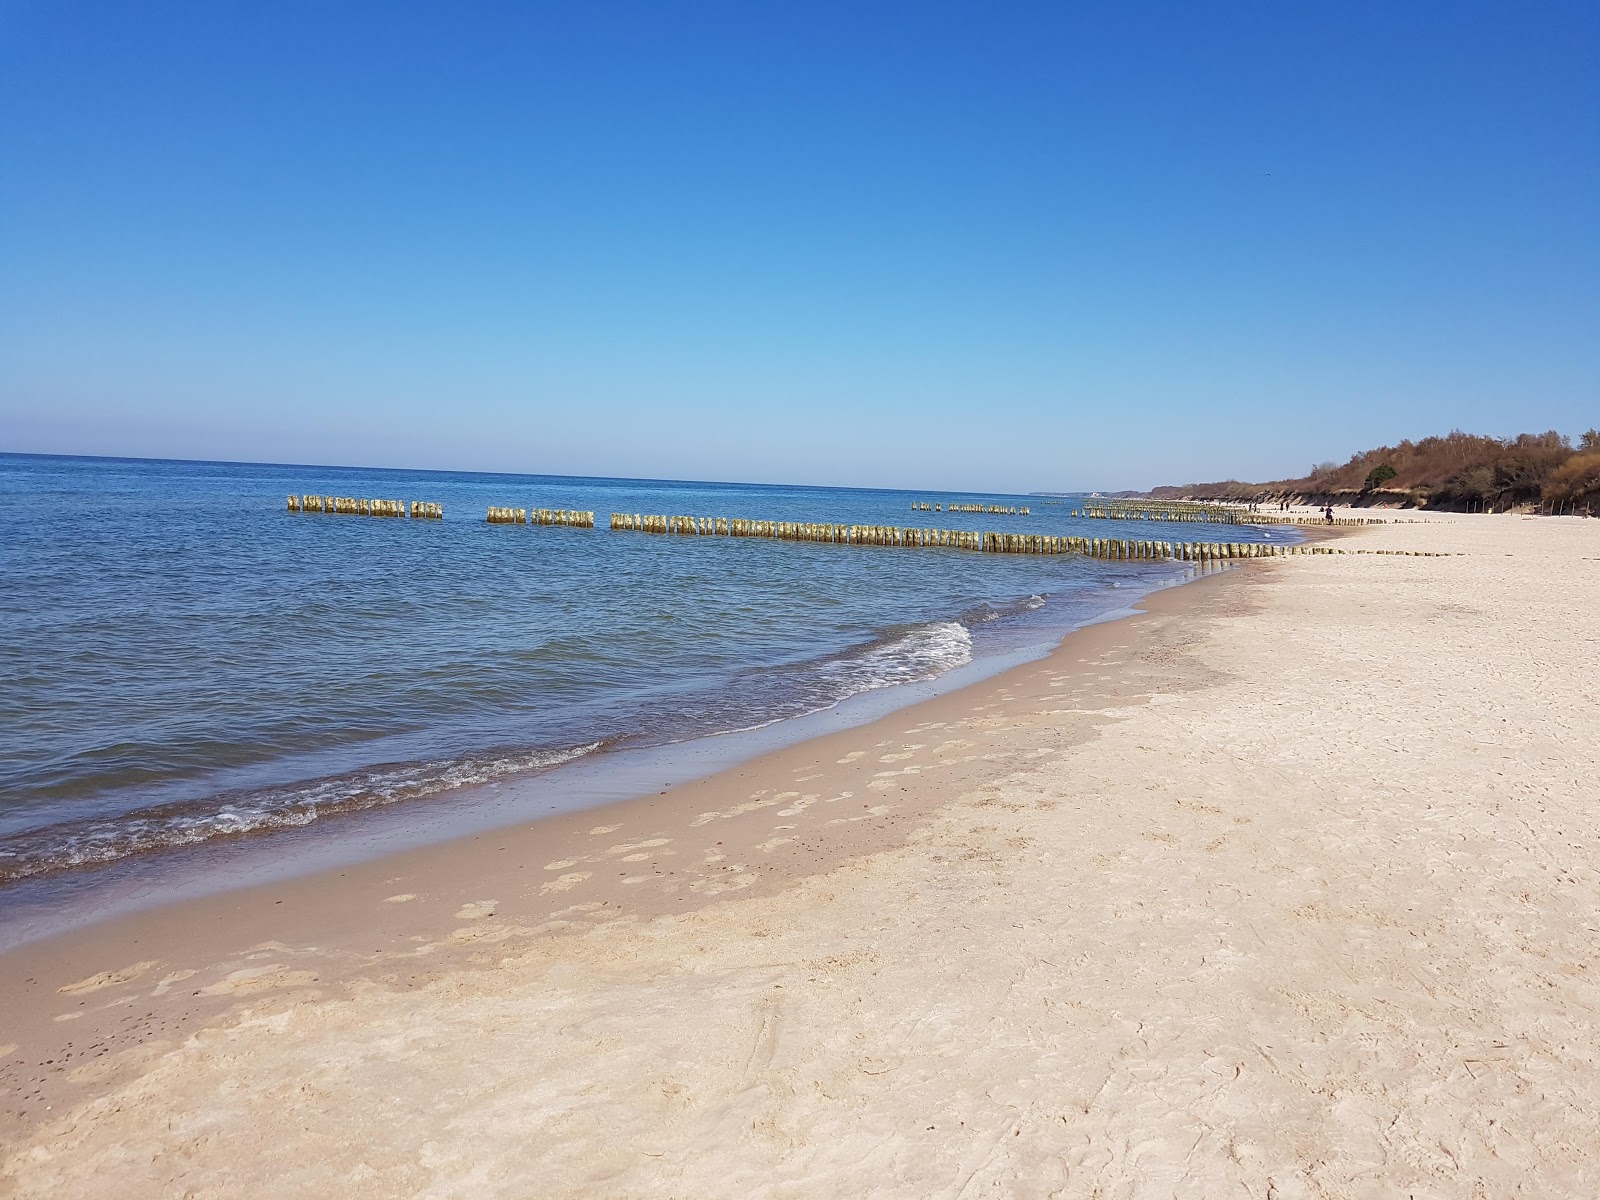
0,453,1285,939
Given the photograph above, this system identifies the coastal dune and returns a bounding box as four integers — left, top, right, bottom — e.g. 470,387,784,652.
4,515,1599,1197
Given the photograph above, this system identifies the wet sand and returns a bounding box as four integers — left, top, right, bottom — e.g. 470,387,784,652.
4,514,1598,1197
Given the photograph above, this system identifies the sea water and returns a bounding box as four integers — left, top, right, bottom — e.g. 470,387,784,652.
0,453,1278,899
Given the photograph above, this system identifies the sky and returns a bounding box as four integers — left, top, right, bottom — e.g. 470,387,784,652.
1,1,1595,491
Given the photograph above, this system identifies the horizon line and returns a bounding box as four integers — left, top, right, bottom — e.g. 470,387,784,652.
0,449,1112,500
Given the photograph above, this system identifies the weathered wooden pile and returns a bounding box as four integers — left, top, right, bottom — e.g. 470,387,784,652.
487,507,595,527
289,495,426,518
945,503,1029,515
533,509,595,527
410,501,443,519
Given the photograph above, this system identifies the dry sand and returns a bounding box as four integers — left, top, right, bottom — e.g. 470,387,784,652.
3,514,1598,1198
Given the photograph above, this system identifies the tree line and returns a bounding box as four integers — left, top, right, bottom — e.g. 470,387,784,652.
1150,429,1600,512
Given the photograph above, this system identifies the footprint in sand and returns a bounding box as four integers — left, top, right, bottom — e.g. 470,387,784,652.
383,893,417,904
606,838,672,856
447,922,525,945
827,804,896,825
588,824,622,835
688,872,757,896
59,960,160,995
540,872,592,895
454,900,498,920
690,795,794,826
151,969,197,996
550,901,604,919
200,965,319,996
835,751,866,764
544,858,582,871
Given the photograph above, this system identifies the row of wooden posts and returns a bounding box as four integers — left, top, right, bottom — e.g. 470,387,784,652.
1235,513,1396,527
284,499,1448,560
288,495,441,519
487,508,596,527
605,513,1367,561
1077,500,1255,525
1076,499,1398,528
911,502,1032,515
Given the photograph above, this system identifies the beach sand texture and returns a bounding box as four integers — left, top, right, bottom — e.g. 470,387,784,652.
3,515,1598,1198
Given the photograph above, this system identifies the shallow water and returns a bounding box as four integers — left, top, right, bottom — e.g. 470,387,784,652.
0,453,1281,888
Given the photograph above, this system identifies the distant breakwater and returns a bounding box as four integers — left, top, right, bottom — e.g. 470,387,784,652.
912,502,1031,515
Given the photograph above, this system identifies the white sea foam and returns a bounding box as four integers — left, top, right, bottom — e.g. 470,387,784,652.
0,742,603,882
815,621,974,699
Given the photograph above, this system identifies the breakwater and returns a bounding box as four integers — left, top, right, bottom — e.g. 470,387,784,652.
911,503,1031,514
289,495,439,518
606,512,1387,560
1076,500,1239,523
280,498,1441,559
487,508,596,526
1076,499,1393,527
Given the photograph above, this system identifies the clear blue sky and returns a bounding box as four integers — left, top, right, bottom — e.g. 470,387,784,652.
2,1,1595,490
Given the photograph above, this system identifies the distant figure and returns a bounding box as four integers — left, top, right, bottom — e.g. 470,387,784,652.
1324,505,1334,524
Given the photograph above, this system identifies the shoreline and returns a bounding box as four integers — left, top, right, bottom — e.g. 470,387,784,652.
0,564,1200,952
0,559,1249,1142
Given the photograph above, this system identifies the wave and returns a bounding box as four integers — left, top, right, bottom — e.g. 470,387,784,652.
959,594,1046,625
809,621,975,700
0,741,600,884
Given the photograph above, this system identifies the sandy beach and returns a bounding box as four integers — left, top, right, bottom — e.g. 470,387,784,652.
4,513,1598,1198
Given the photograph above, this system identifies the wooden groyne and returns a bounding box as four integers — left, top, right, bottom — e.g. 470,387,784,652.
1076,500,1249,524
289,495,438,518
487,507,596,527
1076,500,1392,527
912,503,1031,514
282,499,1447,558
603,512,1435,561
1236,513,1400,527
